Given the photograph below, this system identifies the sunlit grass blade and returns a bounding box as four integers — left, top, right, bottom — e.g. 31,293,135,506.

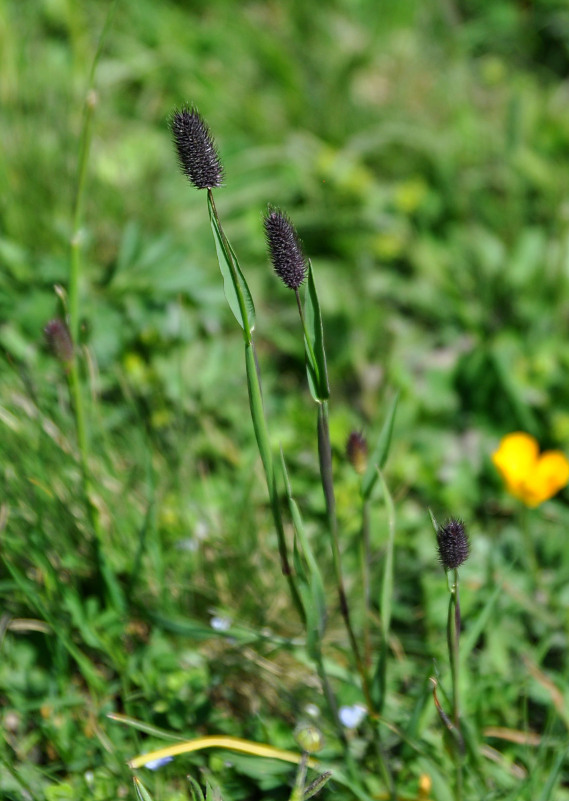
128,735,316,770
361,392,399,500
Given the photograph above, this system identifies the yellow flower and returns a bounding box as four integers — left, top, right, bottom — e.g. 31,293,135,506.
492,432,569,507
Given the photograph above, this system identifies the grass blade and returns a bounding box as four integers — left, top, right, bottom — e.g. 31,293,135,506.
362,392,399,500
371,470,395,712
303,262,329,402
133,777,155,801
128,736,314,770
108,713,185,741
207,191,255,333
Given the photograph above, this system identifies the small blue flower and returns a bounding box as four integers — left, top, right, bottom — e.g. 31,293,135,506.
210,616,231,631
144,756,174,771
339,704,367,729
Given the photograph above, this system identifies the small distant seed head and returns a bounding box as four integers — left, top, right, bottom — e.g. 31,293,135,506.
44,319,73,364
170,106,223,190
346,431,368,475
436,518,470,570
263,208,308,290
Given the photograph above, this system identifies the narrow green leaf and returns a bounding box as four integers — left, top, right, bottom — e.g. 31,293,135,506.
379,471,395,646
245,342,272,481
107,713,185,741
133,778,154,801
205,778,224,801
207,192,255,333
370,471,396,711
361,392,399,499
428,507,439,534
538,745,568,801
303,262,329,402
303,772,333,801
280,449,327,650
460,583,501,663
187,776,206,801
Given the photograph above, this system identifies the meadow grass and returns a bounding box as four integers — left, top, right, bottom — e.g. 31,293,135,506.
3,1,569,799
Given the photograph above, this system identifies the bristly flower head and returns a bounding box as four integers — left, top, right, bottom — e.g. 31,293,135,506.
170,106,223,190
263,207,308,290
436,518,469,570
44,319,73,365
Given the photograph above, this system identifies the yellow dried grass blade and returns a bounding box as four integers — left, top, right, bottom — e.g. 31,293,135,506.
128,735,318,770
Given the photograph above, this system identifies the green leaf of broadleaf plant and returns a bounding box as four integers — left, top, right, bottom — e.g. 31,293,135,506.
303,261,329,402
207,192,255,334
362,391,399,499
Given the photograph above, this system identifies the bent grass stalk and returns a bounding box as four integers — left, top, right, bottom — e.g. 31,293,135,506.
67,1,123,612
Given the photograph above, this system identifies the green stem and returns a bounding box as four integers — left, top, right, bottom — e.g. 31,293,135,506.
295,288,371,700
207,191,303,622
294,289,319,380
521,505,539,585
290,753,308,801
447,568,463,801
208,190,251,345
244,342,304,624
317,402,373,712
361,498,371,667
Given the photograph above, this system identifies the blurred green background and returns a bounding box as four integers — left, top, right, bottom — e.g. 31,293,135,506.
3,0,569,799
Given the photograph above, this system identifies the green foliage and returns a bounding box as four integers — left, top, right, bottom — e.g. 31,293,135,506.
3,1,569,800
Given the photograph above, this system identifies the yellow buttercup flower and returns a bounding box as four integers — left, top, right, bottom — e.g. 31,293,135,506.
492,432,569,508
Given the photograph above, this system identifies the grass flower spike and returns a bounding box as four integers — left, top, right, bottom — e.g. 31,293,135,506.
492,432,569,507
264,208,307,290
436,519,469,570
170,106,224,190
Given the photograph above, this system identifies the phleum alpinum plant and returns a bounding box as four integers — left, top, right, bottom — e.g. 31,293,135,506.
115,105,487,801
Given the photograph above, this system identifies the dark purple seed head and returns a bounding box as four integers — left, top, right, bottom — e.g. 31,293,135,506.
263,207,308,290
44,319,73,364
346,431,368,475
170,106,223,190
437,518,470,570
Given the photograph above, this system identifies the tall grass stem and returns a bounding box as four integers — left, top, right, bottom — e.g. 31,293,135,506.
207,190,304,623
